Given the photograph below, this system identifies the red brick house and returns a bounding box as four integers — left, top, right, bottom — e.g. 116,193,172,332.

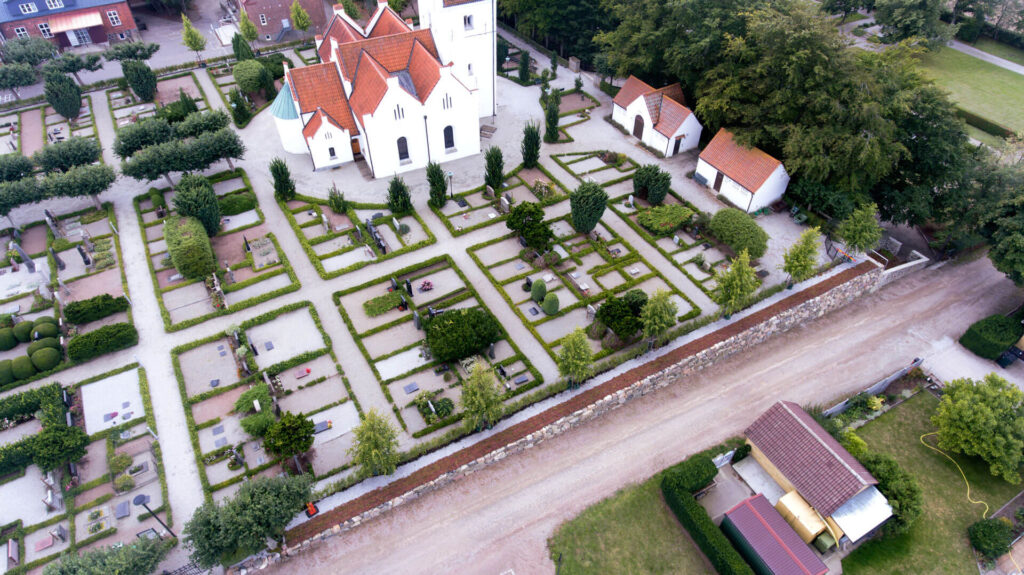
0,0,137,50
237,0,327,43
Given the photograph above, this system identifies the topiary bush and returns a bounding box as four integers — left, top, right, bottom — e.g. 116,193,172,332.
969,518,1013,560
434,397,454,418
531,279,547,303
0,360,12,385
67,323,138,362
240,412,275,437
12,321,33,343
164,216,216,279
63,294,130,325
11,356,35,380
26,337,59,355
542,292,560,315
425,308,503,363
637,205,694,237
218,191,257,216
633,164,671,205
709,208,769,259
30,347,61,371
33,316,56,326
31,323,58,340
0,328,16,351
960,315,1022,360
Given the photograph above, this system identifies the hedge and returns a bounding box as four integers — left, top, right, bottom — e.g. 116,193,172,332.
11,356,35,380
67,322,138,362
661,473,754,575
954,106,1015,139
26,337,59,355
31,323,59,339
164,215,216,279
12,321,33,343
709,208,769,259
0,328,15,351
960,314,1022,360
63,294,130,325
30,347,61,371
219,191,257,216
0,382,61,421
662,454,717,492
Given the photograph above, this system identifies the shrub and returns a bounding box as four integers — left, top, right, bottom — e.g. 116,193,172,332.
11,356,35,380
0,360,12,385
434,397,454,418
485,146,504,192
861,451,922,535
33,316,56,326
661,473,753,575
363,291,403,317
228,88,251,125
969,518,1013,560
218,191,257,216
241,412,275,437
27,337,59,355
596,295,641,339
425,308,502,363
67,323,138,362
531,279,547,303
960,315,1022,360
30,347,61,371
44,74,82,120
709,208,768,259
109,453,132,475
149,189,166,209
542,292,559,315
234,383,272,414
664,454,718,493
623,289,648,317
569,181,608,233
270,157,296,201
12,321,33,343
164,216,216,279
233,59,267,95
31,323,58,339
327,183,348,214
174,173,221,237
256,53,292,79
122,59,156,102
114,474,135,492
586,319,607,340
63,294,130,325
633,164,671,205
637,205,694,236
386,176,412,215
521,122,540,169
0,328,16,351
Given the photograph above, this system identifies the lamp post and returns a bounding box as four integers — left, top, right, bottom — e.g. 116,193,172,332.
133,494,175,538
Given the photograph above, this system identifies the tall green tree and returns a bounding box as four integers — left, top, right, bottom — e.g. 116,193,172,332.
44,74,81,121
122,60,156,101
102,42,160,62
426,161,447,208
44,538,169,575
43,53,103,86
40,164,116,208
0,154,33,183
233,59,267,95
232,33,255,62
518,50,531,83
543,95,560,143
641,289,678,342
557,327,593,388
521,122,540,168
0,63,37,100
569,181,607,233
239,9,259,47
291,0,313,41
387,176,413,214
714,250,759,316
875,0,953,46
173,173,221,236
984,193,1024,285
181,14,207,63
782,227,821,284
270,157,296,201
932,373,1024,483
174,110,231,139
461,362,503,431
121,140,186,188
838,203,883,255
485,145,504,192
633,164,670,205
0,37,54,67
348,408,400,477
264,411,315,473
506,201,553,250
33,137,100,173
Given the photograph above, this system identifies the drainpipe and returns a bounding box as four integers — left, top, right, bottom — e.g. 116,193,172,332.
423,115,432,163
746,188,755,214
491,0,497,118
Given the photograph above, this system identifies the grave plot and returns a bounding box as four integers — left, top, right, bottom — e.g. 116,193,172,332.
470,215,698,362
431,164,569,236
280,195,435,279
0,112,21,155
295,46,319,65
18,106,44,157
134,169,299,331
0,365,171,573
172,302,359,496
552,151,639,189
334,256,540,440
106,71,210,130
206,54,291,127
42,97,99,150
540,89,601,143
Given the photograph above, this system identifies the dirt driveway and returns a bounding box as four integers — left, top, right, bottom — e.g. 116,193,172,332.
268,256,1022,575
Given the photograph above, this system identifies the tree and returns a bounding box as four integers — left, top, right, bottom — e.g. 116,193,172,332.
641,289,678,342
875,0,953,45
232,33,254,62
269,157,295,201
44,74,81,120
461,363,503,431
0,63,37,100
233,59,267,95
542,292,560,314
44,538,169,575
557,328,592,387
714,250,759,316
43,53,103,86
821,0,865,21
328,182,347,213
121,140,185,188
194,126,245,170
633,164,670,205
33,424,88,471
569,181,607,233
164,216,216,279
521,122,541,169
426,161,447,208
182,502,227,568
543,95,560,143
859,451,922,535
425,308,502,361
709,208,769,259
228,88,251,125
1,37,54,67
0,177,44,227
932,373,1024,483
348,409,400,476
0,154,33,183
102,42,160,62
518,50,531,83
174,173,221,236
264,411,315,473
291,0,313,41
837,203,883,255
174,110,231,139
596,295,642,339
983,188,1024,285
122,59,156,101
506,201,553,250
531,278,547,303
484,145,504,192
782,227,821,284
40,164,116,208
239,9,259,48
387,176,413,214
181,14,207,63
969,518,1014,560
33,137,101,173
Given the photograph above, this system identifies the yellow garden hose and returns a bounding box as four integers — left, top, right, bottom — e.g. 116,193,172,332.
919,432,990,519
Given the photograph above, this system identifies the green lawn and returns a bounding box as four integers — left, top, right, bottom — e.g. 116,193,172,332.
965,124,1006,148
835,12,869,25
918,47,1024,133
842,392,1022,575
548,478,713,574
971,37,1024,67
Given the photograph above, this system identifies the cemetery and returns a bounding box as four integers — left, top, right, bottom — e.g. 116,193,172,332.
552,150,640,190
334,256,540,440
0,364,171,574
206,53,291,127
279,193,436,279
543,89,601,143
172,302,361,500
134,169,300,330
0,112,21,156
106,72,210,130
42,100,99,151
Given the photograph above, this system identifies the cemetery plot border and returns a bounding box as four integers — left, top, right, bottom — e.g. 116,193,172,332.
0,110,23,156
206,55,294,128
106,71,213,132
42,99,101,164
539,90,600,143
279,194,437,280
295,47,319,66
552,150,640,189
17,105,46,158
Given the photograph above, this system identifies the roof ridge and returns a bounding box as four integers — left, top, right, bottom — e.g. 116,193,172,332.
744,497,814,575
781,402,868,486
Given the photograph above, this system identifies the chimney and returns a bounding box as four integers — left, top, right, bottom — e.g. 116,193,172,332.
332,3,346,16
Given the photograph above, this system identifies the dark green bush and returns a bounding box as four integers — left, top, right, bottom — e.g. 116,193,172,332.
240,412,275,437
434,397,454,418
860,451,922,535
164,216,216,279
31,323,59,339
969,518,1013,560
256,53,293,80
11,356,35,380
67,322,138,362
0,360,13,385
12,321,33,343
709,208,769,259
150,188,166,209
960,315,1022,360
542,292,560,315
0,383,61,420
637,205,694,236
425,308,503,363
634,164,671,205
30,347,61,371
0,439,33,476
0,328,16,351
661,473,753,575
64,294,130,325
33,316,56,326
218,191,257,216
26,337,59,355
234,383,272,414
663,454,718,492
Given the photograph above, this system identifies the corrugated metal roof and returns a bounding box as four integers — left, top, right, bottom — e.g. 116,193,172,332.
830,486,892,543
725,494,829,575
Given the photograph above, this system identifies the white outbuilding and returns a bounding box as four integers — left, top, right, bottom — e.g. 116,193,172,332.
695,128,790,213
611,75,702,157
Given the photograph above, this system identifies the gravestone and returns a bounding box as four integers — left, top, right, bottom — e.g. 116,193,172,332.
399,295,407,309
568,57,580,72
405,278,412,295
428,306,436,318
44,215,61,239
499,196,510,214
12,229,20,242
12,243,34,272
353,226,363,241
413,310,421,329
50,247,65,270
243,235,251,252
322,214,330,234
485,185,495,198
586,304,596,319
37,283,51,301
390,277,399,291
392,217,400,231
627,194,634,207
673,235,680,245
488,342,495,359
82,236,94,253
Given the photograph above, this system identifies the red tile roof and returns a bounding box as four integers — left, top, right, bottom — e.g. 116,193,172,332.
336,29,439,80
699,129,783,194
349,51,390,120
443,0,485,5
652,96,691,137
368,6,410,38
288,63,356,133
725,494,829,575
408,40,441,102
746,401,876,517
616,75,693,138
302,107,348,141
613,75,654,109
317,13,363,61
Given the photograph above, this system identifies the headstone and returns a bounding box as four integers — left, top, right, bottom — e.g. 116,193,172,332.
82,236,94,253
568,57,580,72
353,226,363,241
413,310,421,329
43,209,55,221
37,284,52,301
390,277,399,291
673,235,680,245
428,306,436,318
12,243,34,273
627,194,634,207
322,214,330,234
488,342,495,359
12,229,20,242
50,247,65,270
486,185,495,198
243,235,251,252
44,215,61,239
77,245,90,265
392,217,400,230
399,295,407,309
499,196,510,214
586,304,597,319
525,276,533,289
405,278,412,295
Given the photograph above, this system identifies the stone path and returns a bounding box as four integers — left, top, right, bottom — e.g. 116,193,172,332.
19,107,43,157
949,39,1024,76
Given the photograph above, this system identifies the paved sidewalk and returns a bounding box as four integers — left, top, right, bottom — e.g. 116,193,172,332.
949,39,1024,75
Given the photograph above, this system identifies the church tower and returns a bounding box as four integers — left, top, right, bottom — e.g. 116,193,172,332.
417,0,497,119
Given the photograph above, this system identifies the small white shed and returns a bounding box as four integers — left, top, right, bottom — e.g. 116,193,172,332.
695,128,790,213
612,76,702,158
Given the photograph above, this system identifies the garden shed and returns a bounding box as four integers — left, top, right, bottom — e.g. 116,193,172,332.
611,75,703,157
721,494,829,575
695,129,790,213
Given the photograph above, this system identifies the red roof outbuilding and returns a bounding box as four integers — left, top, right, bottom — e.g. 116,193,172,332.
614,75,694,138
723,494,829,575
699,129,784,194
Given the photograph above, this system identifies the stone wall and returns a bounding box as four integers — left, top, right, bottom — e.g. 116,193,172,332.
248,262,884,572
